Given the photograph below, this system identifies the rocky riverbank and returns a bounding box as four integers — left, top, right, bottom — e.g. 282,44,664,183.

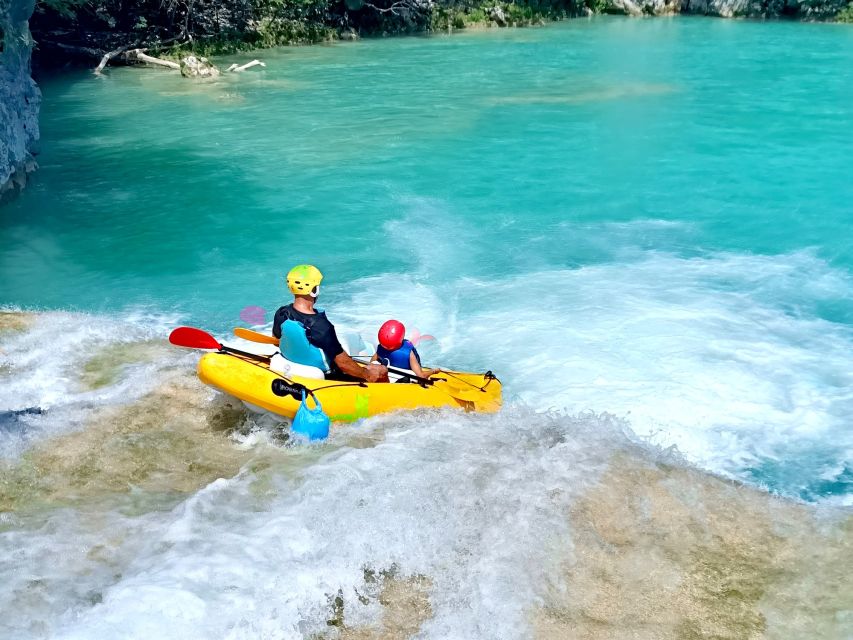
0,0,40,201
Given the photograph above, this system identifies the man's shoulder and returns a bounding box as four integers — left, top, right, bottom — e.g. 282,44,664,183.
274,304,295,318
310,309,334,329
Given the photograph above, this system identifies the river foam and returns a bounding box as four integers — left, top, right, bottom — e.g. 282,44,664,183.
333,244,853,504
2,396,849,639
0,296,851,637
0,309,191,458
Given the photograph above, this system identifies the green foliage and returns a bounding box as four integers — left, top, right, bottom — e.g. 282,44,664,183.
584,0,610,12
466,7,488,22
836,1,853,20
29,0,581,68
38,0,87,18
428,6,451,29
505,2,536,22
250,16,334,46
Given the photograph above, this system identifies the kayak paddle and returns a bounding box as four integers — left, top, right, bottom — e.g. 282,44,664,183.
347,354,439,385
236,328,438,383
233,327,280,345
169,326,271,362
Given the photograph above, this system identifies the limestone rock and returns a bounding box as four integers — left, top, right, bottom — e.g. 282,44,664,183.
180,55,221,79
489,6,508,26
609,0,645,14
680,0,752,16
601,0,846,16
607,0,682,14
680,0,847,16
0,0,41,200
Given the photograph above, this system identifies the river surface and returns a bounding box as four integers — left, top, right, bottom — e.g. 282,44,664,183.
1,16,852,639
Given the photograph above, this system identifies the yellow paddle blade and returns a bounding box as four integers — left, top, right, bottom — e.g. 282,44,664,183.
233,327,280,346
431,379,502,412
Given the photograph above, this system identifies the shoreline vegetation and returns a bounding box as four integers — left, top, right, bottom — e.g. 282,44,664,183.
28,0,589,74
24,0,853,75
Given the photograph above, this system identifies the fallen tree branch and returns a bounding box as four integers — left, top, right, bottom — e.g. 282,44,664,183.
361,0,414,14
95,43,139,74
123,48,181,69
91,31,189,74
226,60,266,72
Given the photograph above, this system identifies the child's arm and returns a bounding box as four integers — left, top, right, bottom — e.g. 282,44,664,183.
409,350,438,378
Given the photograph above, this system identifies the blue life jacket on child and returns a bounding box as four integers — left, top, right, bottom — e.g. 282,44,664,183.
376,339,421,370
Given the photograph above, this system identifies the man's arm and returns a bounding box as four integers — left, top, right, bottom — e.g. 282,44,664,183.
334,352,388,382
272,307,285,339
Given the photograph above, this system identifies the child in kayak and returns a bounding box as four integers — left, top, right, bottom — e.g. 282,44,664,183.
372,319,439,380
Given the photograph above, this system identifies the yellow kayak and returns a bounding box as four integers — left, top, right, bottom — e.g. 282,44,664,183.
197,352,502,422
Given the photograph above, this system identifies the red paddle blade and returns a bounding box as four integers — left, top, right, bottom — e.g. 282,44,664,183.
168,326,222,350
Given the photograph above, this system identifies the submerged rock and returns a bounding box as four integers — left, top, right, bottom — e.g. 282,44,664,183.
533,455,853,639
0,0,41,201
180,55,221,78
0,311,35,334
0,374,252,512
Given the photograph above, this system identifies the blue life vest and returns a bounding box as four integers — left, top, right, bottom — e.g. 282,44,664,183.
280,319,329,372
377,339,420,370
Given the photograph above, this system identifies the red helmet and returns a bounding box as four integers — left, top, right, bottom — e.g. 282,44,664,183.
378,319,405,350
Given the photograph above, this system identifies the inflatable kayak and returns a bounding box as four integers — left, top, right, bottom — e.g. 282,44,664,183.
197,351,502,422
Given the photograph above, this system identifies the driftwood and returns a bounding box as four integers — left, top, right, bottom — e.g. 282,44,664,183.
123,49,181,69
75,38,264,76
95,44,138,74
226,60,266,73
90,32,188,73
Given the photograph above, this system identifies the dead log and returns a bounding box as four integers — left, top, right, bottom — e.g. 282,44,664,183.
95,44,138,74
226,60,266,73
123,49,181,70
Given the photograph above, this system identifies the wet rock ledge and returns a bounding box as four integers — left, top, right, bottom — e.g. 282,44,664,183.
0,0,40,202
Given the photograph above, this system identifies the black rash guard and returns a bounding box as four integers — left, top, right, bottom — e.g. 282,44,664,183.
272,304,345,373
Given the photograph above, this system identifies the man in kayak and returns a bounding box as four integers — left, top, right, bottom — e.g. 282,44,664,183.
273,264,388,383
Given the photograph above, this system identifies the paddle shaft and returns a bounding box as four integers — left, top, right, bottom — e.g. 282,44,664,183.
221,344,271,362
233,327,279,345
348,355,440,386
235,328,441,384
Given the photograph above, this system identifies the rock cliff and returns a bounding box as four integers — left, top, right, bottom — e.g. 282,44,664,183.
606,0,849,17
0,0,40,201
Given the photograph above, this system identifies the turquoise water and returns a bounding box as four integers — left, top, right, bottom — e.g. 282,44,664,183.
1,16,853,638
4,18,853,321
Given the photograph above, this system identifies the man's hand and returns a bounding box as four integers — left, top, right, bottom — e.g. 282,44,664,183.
364,363,389,383
334,352,389,382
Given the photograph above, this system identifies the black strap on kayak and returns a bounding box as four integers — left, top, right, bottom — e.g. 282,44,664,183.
349,355,436,388
439,369,500,394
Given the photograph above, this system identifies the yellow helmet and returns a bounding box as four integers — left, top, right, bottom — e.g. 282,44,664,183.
286,264,323,297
